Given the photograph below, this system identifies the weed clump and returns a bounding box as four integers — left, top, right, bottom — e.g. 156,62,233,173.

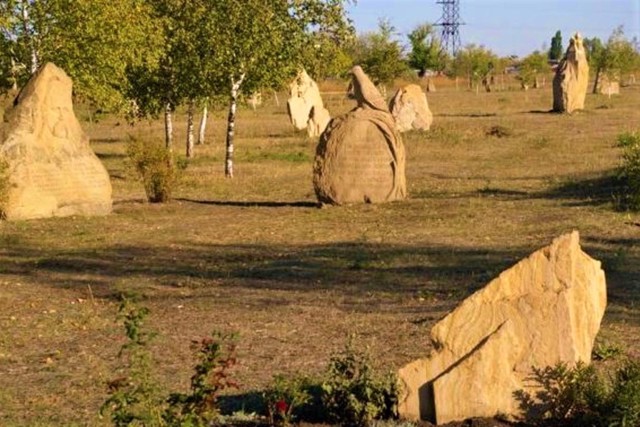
486,125,513,138
0,157,9,219
616,131,640,211
126,137,185,203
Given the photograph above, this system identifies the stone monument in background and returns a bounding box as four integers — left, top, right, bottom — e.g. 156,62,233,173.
287,69,328,133
313,66,406,205
0,63,112,220
388,84,433,132
553,33,590,113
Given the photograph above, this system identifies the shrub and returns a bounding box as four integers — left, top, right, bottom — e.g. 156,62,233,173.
518,359,640,427
321,339,399,427
0,157,10,219
616,131,640,210
263,374,311,426
126,137,185,203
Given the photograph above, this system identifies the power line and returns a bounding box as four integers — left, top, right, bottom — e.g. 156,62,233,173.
435,0,464,55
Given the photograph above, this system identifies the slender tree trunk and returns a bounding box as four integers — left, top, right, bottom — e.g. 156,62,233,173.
197,102,208,145
20,0,38,74
225,73,245,178
592,67,602,94
272,89,280,107
164,102,173,151
186,99,195,158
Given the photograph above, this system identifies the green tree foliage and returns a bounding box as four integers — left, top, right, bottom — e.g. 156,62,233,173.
549,30,563,61
349,19,408,86
518,50,550,87
407,23,448,76
452,44,497,91
584,36,605,67
0,0,163,111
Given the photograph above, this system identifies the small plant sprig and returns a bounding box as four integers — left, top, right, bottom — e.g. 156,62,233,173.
101,297,163,427
164,332,239,426
0,157,11,219
263,374,312,426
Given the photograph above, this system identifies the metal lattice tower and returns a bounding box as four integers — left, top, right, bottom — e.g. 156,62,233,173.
435,0,463,55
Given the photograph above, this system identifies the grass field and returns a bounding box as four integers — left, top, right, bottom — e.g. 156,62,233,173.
0,76,639,426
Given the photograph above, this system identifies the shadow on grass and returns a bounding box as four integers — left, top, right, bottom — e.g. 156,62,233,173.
2,237,638,314
176,198,319,208
469,172,624,208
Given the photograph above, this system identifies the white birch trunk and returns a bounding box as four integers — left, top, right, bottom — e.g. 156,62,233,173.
164,102,173,151
272,90,280,107
225,73,245,178
197,103,208,145
186,100,195,158
21,0,38,74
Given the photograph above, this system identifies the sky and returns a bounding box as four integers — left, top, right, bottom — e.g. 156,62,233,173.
346,0,640,57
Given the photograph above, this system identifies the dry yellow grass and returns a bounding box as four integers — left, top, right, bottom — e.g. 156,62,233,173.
0,78,638,425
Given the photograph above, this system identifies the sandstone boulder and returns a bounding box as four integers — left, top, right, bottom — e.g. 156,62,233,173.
553,33,590,113
389,84,433,132
398,231,606,424
313,66,406,204
0,63,112,220
287,69,325,130
596,75,620,96
307,105,331,138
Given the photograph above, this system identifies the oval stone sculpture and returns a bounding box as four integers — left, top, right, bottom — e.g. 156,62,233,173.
313,66,406,205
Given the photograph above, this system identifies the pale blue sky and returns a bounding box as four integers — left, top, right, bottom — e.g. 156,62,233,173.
346,0,640,56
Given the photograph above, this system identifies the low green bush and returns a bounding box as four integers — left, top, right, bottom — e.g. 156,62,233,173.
263,374,311,426
126,137,185,203
321,339,399,427
616,131,640,211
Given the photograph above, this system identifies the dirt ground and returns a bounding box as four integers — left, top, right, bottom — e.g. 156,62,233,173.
0,75,638,426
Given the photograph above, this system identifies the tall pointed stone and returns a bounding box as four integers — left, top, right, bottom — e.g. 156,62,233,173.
553,33,590,113
398,232,607,424
0,63,112,220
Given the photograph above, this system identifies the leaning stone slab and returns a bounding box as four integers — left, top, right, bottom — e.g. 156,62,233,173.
313,66,406,204
0,63,112,220
398,231,607,424
553,33,590,113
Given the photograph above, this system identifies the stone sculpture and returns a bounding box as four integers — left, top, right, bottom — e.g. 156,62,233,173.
287,69,326,131
313,66,406,204
0,63,112,220
388,84,433,132
553,33,590,113
398,231,607,424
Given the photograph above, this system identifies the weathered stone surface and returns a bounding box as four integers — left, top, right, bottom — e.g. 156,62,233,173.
389,84,433,132
553,33,590,113
0,63,112,220
313,66,406,205
398,231,607,424
287,69,324,130
307,105,331,138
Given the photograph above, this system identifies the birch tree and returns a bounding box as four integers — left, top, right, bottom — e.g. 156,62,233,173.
204,0,353,178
